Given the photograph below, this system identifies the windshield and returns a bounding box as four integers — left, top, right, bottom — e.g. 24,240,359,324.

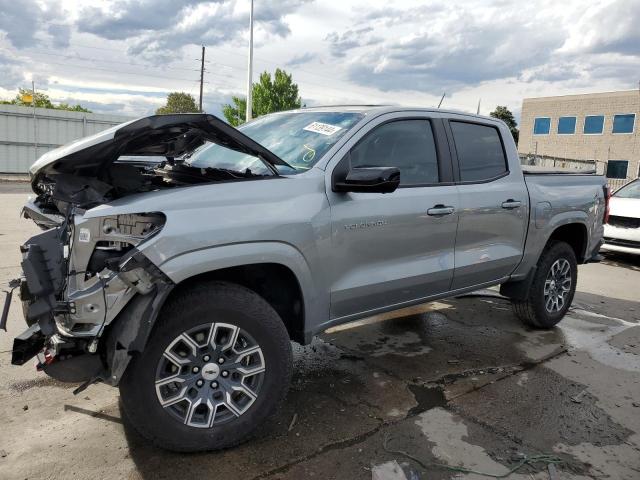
185,111,364,174
614,180,640,199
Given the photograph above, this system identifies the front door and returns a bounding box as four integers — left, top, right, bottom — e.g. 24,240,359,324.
326,114,459,320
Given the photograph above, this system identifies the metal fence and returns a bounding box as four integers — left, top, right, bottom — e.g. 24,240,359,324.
0,105,132,173
606,178,631,192
520,154,637,192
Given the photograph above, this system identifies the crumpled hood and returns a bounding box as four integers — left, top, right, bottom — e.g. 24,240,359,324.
29,113,288,180
609,197,640,219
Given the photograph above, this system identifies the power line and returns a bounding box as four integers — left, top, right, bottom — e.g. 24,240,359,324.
22,42,394,102
31,58,214,85
64,41,361,96
30,52,369,101
21,49,242,87
26,48,201,73
16,44,411,106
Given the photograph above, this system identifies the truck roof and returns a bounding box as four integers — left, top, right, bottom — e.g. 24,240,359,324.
291,105,500,123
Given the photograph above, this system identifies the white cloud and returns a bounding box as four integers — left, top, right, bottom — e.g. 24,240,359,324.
0,0,638,119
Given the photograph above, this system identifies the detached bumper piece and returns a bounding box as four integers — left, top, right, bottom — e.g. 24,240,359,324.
12,324,45,365
20,228,65,330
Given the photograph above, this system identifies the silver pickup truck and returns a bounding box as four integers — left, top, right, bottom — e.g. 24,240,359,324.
2,106,606,451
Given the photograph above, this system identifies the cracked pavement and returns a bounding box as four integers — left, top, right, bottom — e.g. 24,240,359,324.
1,182,639,479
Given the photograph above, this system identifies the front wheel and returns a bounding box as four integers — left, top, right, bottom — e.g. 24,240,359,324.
512,241,577,328
119,281,293,452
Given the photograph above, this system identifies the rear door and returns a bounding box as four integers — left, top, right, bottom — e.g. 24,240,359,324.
445,119,528,289
326,112,459,320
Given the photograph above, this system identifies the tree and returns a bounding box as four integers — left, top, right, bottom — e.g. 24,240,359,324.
56,102,92,113
0,88,91,112
223,68,302,126
156,92,199,114
222,96,247,127
490,106,519,143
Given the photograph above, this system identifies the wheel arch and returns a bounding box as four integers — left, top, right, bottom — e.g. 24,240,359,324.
168,263,306,344
501,221,587,301
546,222,589,263
157,241,325,344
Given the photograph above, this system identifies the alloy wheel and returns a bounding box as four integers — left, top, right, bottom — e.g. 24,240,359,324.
544,258,572,313
154,322,266,428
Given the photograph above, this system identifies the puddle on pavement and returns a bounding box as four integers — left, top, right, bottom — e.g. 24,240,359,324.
407,384,447,416
451,365,634,449
559,315,640,373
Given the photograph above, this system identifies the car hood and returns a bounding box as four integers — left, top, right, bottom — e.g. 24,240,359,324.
609,197,640,219
29,113,289,180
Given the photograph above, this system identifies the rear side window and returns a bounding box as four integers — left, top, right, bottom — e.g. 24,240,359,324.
450,121,508,182
348,120,439,185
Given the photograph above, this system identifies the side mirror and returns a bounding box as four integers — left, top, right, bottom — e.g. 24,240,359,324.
333,167,400,194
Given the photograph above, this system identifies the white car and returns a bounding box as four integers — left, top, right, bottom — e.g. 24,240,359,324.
602,179,640,255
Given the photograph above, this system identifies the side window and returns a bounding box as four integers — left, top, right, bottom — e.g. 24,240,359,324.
450,121,508,182
348,120,439,185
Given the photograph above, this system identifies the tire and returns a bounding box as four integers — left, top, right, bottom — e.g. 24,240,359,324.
512,241,577,328
119,281,292,452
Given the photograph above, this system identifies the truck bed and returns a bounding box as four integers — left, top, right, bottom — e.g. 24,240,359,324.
522,165,596,175
516,171,606,278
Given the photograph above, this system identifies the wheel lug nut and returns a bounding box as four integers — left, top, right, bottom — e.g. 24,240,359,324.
218,357,225,364
211,381,218,388
192,366,200,373
196,379,204,387
203,355,210,362
221,371,228,378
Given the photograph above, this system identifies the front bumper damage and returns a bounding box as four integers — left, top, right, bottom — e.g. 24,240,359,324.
2,112,288,392
3,202,173,387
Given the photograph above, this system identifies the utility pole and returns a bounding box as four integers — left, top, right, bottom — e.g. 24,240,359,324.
199,45,205,112
245,0,254,122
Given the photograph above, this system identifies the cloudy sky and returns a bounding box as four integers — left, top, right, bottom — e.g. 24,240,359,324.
0,0,638,121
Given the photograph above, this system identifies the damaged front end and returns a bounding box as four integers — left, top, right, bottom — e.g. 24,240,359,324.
3,113,287,390
12,201,172,387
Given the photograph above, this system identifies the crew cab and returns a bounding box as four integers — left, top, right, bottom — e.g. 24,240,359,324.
2,107,606,451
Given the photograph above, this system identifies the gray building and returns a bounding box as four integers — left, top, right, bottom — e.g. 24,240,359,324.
0,105,131,174
518,90,640,189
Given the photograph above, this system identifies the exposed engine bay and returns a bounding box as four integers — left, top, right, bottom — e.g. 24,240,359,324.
4,113,289,389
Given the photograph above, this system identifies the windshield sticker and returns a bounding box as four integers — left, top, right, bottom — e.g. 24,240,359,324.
303,122,342,136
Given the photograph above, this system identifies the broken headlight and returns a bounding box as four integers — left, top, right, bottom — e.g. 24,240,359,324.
73,212,165,277
54,212,166,338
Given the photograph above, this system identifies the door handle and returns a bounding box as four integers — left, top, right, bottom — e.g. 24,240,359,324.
501,199,522,209
427,205,455,216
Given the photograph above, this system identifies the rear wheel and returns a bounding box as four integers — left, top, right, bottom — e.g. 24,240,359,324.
513,241,577,328
119,281,292,452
